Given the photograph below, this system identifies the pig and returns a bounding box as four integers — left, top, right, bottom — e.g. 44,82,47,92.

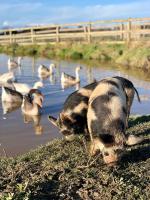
48,81,98,141
87,77,143,165
48,76,141,142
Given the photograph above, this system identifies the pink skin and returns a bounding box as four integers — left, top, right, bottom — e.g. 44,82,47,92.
103,154,119,165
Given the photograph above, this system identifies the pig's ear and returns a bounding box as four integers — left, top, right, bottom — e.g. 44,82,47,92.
100,134,115,146
59,112,66,121
48,115,58,127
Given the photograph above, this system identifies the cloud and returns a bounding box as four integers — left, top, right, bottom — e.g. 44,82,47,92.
0,1,150,27
2,21,9,27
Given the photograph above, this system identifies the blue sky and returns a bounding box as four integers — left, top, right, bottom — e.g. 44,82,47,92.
0,0,150,27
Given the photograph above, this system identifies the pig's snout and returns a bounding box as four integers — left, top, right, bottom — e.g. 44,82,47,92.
103,148,124,165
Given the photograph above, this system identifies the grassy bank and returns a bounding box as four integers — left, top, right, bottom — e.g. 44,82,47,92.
0,42,150,69
0,115,150,200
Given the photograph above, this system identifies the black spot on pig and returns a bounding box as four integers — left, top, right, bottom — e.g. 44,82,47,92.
101,79,119,89
63,94,89,111
84,81,98,89
100,134,115,145
114,76,134,89
108,91,118,98
109,119,125,133
122,106,127,115
92,93,116,106
63,82,98,111
91,118,125,140
71,113,87,134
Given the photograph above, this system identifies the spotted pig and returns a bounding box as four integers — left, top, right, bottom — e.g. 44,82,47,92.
48,81,98,141
87,77,143,165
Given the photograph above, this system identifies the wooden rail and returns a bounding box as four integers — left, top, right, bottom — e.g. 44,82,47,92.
0,17,150,45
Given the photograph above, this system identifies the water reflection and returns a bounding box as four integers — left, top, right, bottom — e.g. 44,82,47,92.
2,101,21,114
32,57,36,74
86,67,95,84
49,74,57,85
61,81,80,90
23,114,43,135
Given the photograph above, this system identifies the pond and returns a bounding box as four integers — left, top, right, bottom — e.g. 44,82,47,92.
0,54,150,157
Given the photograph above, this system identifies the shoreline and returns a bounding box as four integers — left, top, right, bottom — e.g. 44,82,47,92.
0,115,150,199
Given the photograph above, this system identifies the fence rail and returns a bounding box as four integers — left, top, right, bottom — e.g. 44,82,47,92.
0,17,150,45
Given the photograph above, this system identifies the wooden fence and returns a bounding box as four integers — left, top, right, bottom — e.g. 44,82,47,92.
0,17,150,45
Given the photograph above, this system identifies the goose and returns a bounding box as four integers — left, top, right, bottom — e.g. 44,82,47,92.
1,86,23,103
21,89,44,116
0,72,15,83
38,63,56,77
61,66,82,85
2,101,21,114
12,81,43,95
8,57,22,70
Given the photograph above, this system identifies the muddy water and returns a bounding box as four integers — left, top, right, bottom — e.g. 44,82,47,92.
0,54,150,157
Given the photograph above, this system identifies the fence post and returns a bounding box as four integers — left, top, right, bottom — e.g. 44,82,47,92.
87,23,91,43
31,28,34,43
9,30,12,44
120,23,124,41
56,26,60,42
84,26,87,42
127,18,132,43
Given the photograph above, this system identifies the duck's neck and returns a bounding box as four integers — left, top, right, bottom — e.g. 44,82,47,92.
49,65,53,74
18,58,21,66
8,58,11,65
75,69,80,82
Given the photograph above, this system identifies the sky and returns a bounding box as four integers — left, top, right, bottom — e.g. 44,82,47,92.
0,0,150,28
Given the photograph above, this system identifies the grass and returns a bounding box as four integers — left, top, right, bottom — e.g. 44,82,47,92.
0,42,150,69
0,115,150,200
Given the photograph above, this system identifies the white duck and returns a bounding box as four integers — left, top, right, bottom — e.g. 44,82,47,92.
61,66,82,85
21,89,44,116
8,57,22,70
12,81,43,95
38,63,56,77
0,72,15,83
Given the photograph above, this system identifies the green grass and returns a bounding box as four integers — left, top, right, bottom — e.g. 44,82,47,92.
1,42,150,69
0,115,150,200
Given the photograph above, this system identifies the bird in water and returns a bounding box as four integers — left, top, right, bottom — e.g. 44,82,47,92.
8,57,22,70
1,87,44,116
61,66,82,87
38,63,56,77
21,89,44,116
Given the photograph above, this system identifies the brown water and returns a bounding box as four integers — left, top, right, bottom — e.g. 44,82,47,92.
0,54,150,157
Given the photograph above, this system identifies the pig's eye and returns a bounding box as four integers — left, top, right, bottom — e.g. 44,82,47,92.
104,152,109,156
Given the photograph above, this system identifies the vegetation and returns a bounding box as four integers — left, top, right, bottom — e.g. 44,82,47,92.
0,42,150,69
0,115,150,199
